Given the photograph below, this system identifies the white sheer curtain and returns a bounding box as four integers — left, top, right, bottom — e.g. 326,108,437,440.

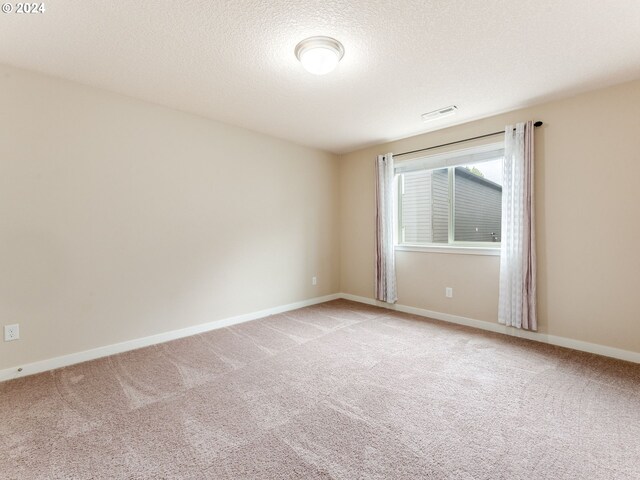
498,122,537,330
375,153,397,304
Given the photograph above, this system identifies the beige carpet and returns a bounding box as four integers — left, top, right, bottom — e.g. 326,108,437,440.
1,299,639,479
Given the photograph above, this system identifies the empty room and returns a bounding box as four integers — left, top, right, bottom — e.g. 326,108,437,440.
1,1,639,479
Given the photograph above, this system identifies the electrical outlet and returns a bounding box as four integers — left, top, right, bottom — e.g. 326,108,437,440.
4,324,19,342
445,287,453,298
312,276,317,286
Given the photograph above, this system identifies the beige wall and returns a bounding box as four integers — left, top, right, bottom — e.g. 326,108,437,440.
2,64,639,372
0,65,340,370
340,79,640,354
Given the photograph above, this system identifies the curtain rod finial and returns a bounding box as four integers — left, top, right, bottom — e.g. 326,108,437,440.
534,121,543,127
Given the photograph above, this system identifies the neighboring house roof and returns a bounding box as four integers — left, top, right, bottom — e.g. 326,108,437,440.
454,166,502,191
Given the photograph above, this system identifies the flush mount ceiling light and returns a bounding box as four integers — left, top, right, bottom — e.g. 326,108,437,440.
422,105,458,122
295,36,345,75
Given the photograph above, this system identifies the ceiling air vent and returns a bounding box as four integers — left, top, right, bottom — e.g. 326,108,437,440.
421,105,458,122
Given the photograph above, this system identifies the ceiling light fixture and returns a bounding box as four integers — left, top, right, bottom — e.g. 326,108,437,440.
295,36,345,75
422,105,458,122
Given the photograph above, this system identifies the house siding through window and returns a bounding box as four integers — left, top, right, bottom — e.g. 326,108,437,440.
400,166,502,244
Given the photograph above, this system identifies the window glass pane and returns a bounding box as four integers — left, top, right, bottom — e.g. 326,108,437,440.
400,168,448,244
453,158,502,243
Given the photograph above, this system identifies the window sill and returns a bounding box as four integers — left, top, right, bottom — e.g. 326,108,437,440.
395,244,501,256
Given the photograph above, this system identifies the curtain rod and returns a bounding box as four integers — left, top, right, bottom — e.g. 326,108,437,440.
392,121,543,158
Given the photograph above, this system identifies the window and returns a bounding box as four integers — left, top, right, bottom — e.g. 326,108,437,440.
396,143,503,248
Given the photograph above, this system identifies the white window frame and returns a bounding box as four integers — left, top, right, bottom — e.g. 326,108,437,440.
395,142,503,255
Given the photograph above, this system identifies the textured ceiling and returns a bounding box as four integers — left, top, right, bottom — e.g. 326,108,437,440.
1,1,639,153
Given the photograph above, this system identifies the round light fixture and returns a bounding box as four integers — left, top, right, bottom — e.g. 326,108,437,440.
295,36,345,75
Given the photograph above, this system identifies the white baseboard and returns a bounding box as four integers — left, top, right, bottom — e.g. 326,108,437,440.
0,293,340,382
339,293,640,364
2,290,637,382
